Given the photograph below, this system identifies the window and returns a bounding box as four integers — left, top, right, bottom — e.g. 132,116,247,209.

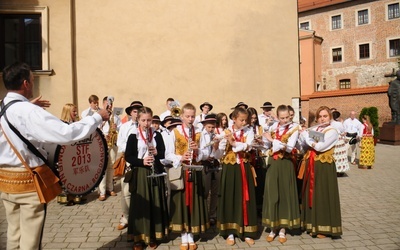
332,48,342,62
0,14,42,70
389,38,400,57
358,9,369,25
331,15,342,30
300,21,310,30
388,3,400,20
339,79,351,89
359,44,370,59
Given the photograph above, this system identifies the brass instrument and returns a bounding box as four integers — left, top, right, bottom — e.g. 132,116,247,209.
169,100,181,118
106,96,118,148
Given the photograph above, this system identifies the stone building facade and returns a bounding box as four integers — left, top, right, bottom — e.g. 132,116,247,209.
299,0,400,126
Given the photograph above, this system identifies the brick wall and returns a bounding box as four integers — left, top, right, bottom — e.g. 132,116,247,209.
301,92,391,127
299,0,400,90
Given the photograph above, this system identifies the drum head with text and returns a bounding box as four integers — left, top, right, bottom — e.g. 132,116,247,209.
53,128,108,195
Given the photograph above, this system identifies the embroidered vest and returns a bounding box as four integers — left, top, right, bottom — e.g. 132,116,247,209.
173,129,201,164
221,129,250,165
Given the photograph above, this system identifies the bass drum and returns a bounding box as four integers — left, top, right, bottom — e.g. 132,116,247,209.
46,128,108,196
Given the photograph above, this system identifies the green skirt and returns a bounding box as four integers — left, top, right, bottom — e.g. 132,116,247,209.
217,162,258,239
127,167,169,243
169,170,209,234
301,160,342,237
262,157,300,229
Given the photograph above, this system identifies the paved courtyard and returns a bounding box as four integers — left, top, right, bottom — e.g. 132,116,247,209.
1,143,400,249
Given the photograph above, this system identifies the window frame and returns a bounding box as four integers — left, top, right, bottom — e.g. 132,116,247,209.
330,13,343,31
386,2,400,20
339,79,351,89
355,8,370,26
299,20,311,30
387,37,400,58
0,6,50,73
331,46,344,63
357,42,371,60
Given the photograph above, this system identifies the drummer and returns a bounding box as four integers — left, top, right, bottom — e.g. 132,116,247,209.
0,62,109,250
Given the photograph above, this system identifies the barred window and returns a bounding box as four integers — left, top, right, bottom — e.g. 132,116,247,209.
388,3,400,20
332,48,342,62
300,21,310,30
339,79,351,89
332,15,342,30
358,9,369,25
359,44,370,59
389,38,400,57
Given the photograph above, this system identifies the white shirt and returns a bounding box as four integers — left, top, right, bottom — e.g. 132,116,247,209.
194,113,207,131
116,120,138,153
199,129,215,160
331,120,345,134
258,114,277,131
160,110,171,121
343,118,362,136
300,125,339,152
0,92,103,168
132,127,158,159
266,122,299,154
81,107,98,118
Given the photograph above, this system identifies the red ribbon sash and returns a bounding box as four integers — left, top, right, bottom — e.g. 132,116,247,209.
233,126,250,226
182,124,196,213
272,123,290,160
306,149,317,208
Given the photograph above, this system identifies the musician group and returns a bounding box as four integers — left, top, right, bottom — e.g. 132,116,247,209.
79,96,343,250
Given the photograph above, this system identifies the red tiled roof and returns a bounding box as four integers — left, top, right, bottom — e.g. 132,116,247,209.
301,86,388,101
298,0,352,12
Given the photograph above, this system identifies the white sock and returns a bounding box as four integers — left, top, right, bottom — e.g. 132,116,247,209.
228,234,234,240
181,232,188,244
187,233,194,243
269,230,276,236
279,228,286,237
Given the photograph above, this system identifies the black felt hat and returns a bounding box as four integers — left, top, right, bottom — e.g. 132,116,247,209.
231,102,248,110
260,102,275,109
125,101,143,115
200,113,217,124
199,102,213,111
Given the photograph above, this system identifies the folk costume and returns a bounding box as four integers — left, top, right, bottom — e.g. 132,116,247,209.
125,127,169,245
343,117,362,164
199,123,223,223
0,93,103,249
249,124,268,212
331,120,350,174
164,124,209,235
217,126,258,240
359,123,375,168
262,122,301,232
299,125,342,237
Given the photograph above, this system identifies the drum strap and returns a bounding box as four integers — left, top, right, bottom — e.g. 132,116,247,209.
0,100,51,168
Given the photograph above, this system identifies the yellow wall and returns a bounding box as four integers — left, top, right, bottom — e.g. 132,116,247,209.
1,0,300,118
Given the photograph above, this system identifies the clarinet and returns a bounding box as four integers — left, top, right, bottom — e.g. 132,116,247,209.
187,125,194,182
147,128,167,179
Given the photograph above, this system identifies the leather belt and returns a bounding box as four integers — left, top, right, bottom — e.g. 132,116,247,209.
0,168,36,194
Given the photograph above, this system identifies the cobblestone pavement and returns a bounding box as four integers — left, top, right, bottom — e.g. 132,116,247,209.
1,144,400,250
